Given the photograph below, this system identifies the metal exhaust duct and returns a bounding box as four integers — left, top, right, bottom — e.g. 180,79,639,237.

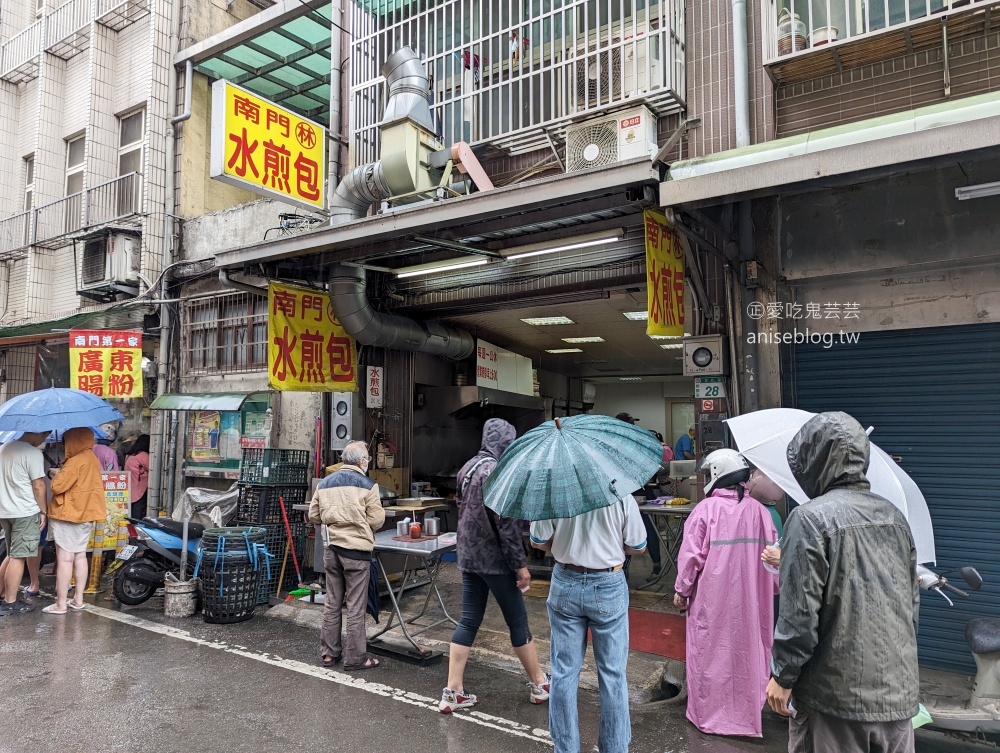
328,264,475,361
328,46,436,224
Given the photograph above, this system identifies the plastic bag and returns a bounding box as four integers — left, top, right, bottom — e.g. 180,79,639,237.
172,484,239,528
912,703,933,729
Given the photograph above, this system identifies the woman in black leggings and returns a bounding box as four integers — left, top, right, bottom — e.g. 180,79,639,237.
439,419,550,714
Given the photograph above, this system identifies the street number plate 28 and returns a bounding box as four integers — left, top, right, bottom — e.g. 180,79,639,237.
694,376,726,399
116,545,138,561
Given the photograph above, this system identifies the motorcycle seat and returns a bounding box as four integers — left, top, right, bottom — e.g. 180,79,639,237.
965,617,1000,655
140,517,205,540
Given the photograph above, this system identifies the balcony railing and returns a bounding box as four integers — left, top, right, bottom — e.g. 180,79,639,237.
764,0,999,69
86,172,141,227
34,193,84,248
46,0,93,59
351,0,685,159
0,211,32,258
0,19,44,84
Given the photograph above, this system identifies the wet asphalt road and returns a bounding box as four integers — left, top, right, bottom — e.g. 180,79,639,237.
0,594,978,753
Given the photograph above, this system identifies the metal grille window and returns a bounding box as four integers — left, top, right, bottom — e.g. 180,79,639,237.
185,292,269,375
350,0,685,159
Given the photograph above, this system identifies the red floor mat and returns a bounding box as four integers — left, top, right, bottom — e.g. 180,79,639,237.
627,609,686,660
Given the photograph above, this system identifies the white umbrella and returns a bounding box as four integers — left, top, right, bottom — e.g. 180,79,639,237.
726,409,936,564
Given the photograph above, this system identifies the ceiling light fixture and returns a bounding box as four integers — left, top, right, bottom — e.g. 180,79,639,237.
393,257,488,278
562,336,605,343
501,229,624,260
521,316,575,326
955,181,1000,200
659,343,684,350
648,332,692,340
619,377,643,381
623,311,648,321
545,348,584,353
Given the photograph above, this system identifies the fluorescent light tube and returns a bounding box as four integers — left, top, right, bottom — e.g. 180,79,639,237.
955,181,1000,200
562,337,605,343
545,348,584,353
394,257,488,278
502,230,624,260
521,316,575,326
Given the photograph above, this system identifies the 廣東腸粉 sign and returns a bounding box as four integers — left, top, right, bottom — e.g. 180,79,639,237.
210,80,326,210
69,329,143,398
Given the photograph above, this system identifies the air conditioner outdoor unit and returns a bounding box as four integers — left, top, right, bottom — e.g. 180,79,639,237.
79,232,140,296
565,105,658,172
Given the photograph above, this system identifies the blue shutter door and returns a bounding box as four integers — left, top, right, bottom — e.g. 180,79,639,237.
792,322,1000,673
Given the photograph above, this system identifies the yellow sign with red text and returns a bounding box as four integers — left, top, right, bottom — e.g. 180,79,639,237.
69,329,143,399
210,80,326,210
644,209,685,337
268,282,358,392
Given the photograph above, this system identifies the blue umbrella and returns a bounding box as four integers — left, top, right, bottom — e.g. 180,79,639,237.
484,414,664,521
0,388,123,434
0,426,110,444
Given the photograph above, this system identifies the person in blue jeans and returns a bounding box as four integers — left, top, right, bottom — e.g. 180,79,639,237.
530,495,648,753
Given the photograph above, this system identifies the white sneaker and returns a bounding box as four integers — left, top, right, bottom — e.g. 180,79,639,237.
529,674,550,704
439,687,478,713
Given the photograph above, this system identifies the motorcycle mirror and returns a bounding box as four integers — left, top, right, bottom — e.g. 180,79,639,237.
958,567,983,591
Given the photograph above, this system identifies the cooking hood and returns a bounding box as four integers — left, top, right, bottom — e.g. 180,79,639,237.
414,385,545,428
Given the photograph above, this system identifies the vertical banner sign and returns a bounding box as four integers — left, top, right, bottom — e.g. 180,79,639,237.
69,330,143,398
366,366,384,408
643,209,685,337
87,472,130,553
210,80,326,211
268,282,358,392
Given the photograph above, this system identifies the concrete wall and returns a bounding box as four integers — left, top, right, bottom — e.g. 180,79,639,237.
778,162,1000,334
180,197,303,261
177,73,261,218
180,0,261,49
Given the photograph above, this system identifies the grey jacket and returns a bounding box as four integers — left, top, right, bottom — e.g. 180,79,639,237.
456,419,526,575
771,412,919,722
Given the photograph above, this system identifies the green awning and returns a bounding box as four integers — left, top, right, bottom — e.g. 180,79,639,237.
150,392,269,412
0,302,153,346
194,3,333,126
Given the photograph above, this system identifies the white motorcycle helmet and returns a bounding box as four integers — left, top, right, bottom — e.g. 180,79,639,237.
99,420,121,443
701,448,751,494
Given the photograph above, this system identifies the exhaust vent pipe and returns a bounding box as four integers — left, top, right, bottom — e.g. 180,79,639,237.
329,46,437,224
329,264,475,361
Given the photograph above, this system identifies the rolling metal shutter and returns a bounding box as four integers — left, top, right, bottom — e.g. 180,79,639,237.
791,322,1000,673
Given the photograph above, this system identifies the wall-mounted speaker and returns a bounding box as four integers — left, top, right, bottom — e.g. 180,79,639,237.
330,392,353,451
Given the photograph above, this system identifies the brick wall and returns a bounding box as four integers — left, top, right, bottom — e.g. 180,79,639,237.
776,32,1000,136
685,0,775,157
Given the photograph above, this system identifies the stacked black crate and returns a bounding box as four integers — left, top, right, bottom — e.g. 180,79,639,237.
234,448,311,603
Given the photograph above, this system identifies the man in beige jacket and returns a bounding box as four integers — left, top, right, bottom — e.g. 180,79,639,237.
309,441,385,670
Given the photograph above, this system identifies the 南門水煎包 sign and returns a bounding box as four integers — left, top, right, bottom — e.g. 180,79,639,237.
210,80,326,210
268,282,358,392
643,208,685,338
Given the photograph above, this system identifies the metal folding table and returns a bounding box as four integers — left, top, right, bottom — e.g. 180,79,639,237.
637,502,698,586
368,529,458,664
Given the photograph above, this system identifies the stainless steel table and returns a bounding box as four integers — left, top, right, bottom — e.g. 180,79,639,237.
368,529,458,662
637,502,698,586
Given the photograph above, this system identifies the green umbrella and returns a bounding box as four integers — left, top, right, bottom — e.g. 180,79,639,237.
484,414,664,521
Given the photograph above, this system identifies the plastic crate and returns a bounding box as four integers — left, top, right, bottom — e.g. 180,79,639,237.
239,448,311,486
236,485,309,524
233,519,307,603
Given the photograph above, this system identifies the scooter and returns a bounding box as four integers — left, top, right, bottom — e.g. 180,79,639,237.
916,564,1000,736
112,517,204,605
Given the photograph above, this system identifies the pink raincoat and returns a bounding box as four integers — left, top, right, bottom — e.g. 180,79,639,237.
674,486,779,737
